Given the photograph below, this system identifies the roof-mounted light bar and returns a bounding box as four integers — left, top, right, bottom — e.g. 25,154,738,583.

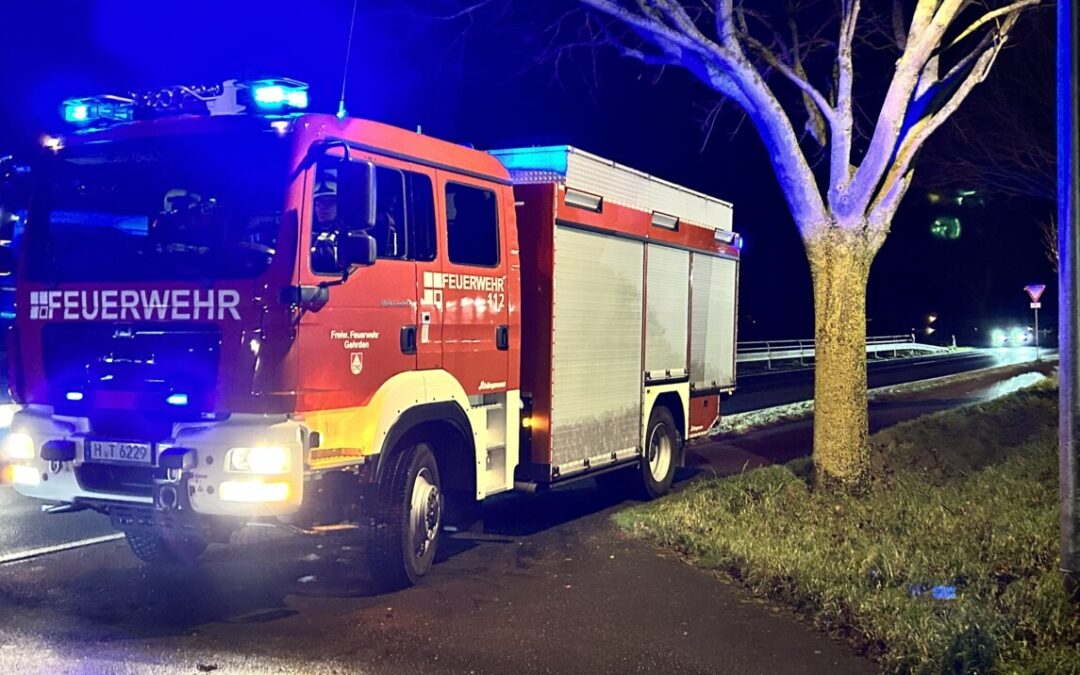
63,95,135,126
249,79,309,110
61,78,309,128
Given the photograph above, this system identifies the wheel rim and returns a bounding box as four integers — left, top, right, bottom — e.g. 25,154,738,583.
409,467,441,559
646,423,673,483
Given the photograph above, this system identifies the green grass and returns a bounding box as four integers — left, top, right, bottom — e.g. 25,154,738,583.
615,384,1080,674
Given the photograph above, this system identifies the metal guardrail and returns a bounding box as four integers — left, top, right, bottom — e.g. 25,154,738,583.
737,334,950,368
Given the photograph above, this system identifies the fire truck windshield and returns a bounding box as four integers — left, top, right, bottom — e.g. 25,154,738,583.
26,132,288,281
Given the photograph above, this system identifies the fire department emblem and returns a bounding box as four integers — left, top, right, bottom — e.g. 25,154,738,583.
350,352,363,375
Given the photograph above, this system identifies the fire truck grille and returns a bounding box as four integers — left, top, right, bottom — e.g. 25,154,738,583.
75,463,163,498
41,322,222,422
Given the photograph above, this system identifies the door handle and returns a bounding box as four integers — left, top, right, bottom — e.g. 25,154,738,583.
401,325,417,355
496,324,509,351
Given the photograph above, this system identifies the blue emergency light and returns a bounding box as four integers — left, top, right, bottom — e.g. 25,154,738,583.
250,80,309,110
166,392,189,407
62,95,135,126
61,78,309,128
489,146,570,175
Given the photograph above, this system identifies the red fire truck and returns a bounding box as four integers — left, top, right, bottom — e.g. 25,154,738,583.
1,79,740,587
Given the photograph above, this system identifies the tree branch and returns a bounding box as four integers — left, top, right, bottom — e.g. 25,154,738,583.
580,0,828,230
829,0,859,203
845,0,1037,219
944,0,1041,50
736,30,836,127
868,10,1022,224
840,0,956,217
891,0,907,50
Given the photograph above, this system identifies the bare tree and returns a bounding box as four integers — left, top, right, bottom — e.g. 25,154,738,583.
576,0,1042,490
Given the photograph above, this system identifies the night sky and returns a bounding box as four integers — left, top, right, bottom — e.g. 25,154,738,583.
0,1,1055,343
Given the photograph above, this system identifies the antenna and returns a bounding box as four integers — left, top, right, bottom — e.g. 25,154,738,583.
337,0,360,120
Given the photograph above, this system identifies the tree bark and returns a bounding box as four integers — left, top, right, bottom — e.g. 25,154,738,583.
806,227,875,491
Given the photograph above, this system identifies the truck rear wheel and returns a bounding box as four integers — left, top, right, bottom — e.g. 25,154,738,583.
639,406,678,500
367,443,442,589
594,406,680,500
125,531,207,565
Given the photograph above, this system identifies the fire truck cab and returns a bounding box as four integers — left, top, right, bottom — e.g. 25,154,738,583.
2,79,739,587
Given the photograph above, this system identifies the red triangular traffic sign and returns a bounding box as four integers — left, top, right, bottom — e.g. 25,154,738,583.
1025,284,1046,303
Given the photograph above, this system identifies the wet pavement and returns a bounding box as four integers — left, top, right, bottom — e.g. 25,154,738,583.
728,347,1048,413
0,358,1053,674
0,486,114,559
0,494,877,675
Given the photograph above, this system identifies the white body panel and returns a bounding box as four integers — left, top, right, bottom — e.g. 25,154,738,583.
469,389,521,499
690,253,739,391
644,244,690,381
549,226,644,470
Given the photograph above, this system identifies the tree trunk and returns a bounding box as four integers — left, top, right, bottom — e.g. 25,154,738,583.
806,228,875,491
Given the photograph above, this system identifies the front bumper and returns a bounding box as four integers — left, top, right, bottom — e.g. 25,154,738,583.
6,406,307,518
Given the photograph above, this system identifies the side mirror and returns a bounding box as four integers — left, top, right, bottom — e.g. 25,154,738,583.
316,154,377,231
362,160,377,229
339,231,377,267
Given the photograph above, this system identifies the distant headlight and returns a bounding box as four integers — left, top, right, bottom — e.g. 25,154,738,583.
225,446,291,474
2,432,36,461
991,329,1007,343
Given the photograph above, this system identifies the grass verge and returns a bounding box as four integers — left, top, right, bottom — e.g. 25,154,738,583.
616,383,1080,673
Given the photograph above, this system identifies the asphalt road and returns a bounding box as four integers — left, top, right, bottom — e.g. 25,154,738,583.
0,358,1052,674
0,486,114,557
0,349,1033,564
0,349,1044,560
726,347,1044,413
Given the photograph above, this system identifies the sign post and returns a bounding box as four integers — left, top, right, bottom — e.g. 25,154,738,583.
1058,0,1079,595
1026,284,1046,361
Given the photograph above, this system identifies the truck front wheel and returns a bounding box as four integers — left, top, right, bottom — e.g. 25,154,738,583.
125,531,207,565
367,443,442,589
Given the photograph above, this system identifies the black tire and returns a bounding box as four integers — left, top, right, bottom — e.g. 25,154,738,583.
367,443,442,589
125,531,207,565
638,406,679,500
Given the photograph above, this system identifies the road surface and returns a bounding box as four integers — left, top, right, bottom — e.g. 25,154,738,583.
727,346,1044,413
0,358,1050,674
0,348,1024,561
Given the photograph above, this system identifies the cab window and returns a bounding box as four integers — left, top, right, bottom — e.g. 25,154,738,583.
310,161,437,274
446,182,499,267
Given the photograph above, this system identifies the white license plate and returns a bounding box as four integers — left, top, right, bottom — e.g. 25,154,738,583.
87,440,154,466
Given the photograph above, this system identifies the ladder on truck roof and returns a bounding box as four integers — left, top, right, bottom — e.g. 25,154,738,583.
489,145,733,232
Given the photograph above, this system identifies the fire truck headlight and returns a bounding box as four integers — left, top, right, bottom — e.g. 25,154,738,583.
219,480,290,503
11,465,42,486
0,403,21,429
225,446,291,474
3,433,36,461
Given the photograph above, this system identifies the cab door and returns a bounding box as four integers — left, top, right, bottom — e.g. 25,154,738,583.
296,155,428,412
435,172,509,395
406,170,442,371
